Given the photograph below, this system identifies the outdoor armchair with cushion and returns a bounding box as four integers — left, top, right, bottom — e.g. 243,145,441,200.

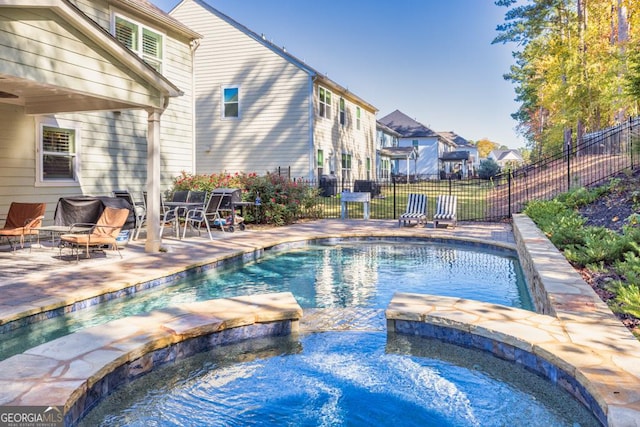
0,202,46,250
60,207,130,260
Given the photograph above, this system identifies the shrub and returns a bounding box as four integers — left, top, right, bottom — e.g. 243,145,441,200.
615,247,640,285
478,158,500,180
171,171,251,193
523,199,587,248
170,171,320,226
564,226,627,266
610,281,640,320
556,186,606,209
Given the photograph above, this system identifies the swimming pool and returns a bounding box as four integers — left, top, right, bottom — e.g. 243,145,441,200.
78,331,599,426
0,240,532,360
0,238,603,425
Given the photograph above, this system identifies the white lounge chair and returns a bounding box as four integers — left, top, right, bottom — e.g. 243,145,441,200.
433,195,457,228
398,193,427,227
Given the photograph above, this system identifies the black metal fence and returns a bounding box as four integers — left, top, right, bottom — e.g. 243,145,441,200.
302,116,640,222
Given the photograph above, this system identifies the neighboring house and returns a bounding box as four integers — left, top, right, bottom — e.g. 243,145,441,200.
378,110,456,179
488,149,524,168
375,121,402,182
0,0,200,251
438,131,479,178
170,0,378,189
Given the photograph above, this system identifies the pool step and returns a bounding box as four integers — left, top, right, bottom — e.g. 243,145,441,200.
300,308,385,332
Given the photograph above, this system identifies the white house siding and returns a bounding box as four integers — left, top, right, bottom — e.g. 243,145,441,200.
171,0,312,179
313,84,377,187
397,137,441,178
69,0,110,27
159,33,196,183
69,0,197,188
0,4,194,221
0,8,159,109
0,106,40,210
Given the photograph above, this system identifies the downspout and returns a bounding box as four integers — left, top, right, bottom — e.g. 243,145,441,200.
190,39,201,172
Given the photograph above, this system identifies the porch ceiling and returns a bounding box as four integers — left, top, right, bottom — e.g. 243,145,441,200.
0,74,144,115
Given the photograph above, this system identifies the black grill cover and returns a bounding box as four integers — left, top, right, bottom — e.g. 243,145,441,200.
53,196,135,229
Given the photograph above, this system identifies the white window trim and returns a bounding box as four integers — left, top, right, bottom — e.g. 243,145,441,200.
341,152,352,185
339,97,346,126
318,86,332,119
35,117,81,187
221,85,241,120
111,11,165,73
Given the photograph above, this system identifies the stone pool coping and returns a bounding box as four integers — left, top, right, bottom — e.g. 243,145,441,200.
0,292,302,426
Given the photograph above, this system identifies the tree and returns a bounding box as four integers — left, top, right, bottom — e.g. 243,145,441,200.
476,138,499,158
478,158,501,180
494,0,639,154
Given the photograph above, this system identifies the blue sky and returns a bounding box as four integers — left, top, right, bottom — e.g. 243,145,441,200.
155,0,524,149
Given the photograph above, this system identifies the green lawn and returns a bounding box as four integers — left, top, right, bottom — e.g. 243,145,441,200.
314,180,493,221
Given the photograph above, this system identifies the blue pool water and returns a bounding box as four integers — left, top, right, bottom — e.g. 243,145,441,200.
0,241,531,360
4,239,599,425
79,332,599,427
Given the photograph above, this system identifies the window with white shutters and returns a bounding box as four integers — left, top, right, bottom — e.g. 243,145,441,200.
114,15,163,72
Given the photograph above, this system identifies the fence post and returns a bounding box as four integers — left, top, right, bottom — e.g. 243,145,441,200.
448,177,452,195
630,117,634,171
566,142,571,191
508,172,512,219
393,178,397,219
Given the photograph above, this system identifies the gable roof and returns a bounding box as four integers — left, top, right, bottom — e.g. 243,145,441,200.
376,120,402,138
174,0,376,113
440,151,469,161
490,149,523,161
378,110,439,138
379,146,418,159
115,0,201,39
439,131,471,147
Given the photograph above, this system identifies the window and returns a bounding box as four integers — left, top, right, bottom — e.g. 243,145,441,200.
222,86,240,118
339,98,346,126
381,159,390,179
319,87,332,118
115,15,163,72
341,153,352,186
37,119,80,185
366,157,371,180
317,149,324,168
412,139,419,148
356,107,361,130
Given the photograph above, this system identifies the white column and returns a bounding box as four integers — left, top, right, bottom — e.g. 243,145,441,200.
145,109,162,252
